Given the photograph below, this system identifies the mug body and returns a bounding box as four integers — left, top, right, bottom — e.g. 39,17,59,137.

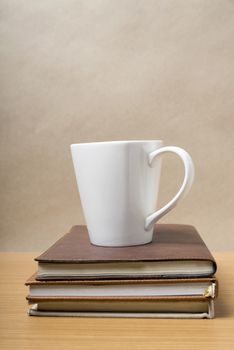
71,140,163,246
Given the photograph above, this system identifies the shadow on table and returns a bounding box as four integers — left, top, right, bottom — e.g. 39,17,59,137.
215,294,231,318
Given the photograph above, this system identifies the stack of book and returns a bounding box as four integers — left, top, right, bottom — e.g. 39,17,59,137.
26,224,218,318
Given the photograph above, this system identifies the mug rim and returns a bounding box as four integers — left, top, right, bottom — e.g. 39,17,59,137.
71,140,163,147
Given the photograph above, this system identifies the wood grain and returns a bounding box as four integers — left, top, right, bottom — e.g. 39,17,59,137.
0,252,233,349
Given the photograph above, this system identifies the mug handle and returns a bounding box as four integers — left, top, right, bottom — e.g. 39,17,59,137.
145,146,195,231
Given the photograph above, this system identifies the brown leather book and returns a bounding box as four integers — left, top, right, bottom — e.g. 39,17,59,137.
35,224,217,280
28,300,215,319
26,273,217,300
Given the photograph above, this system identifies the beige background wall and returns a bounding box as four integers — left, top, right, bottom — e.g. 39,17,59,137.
0,0,234,251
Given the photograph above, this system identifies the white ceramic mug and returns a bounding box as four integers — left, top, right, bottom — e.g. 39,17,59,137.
71,140,195,247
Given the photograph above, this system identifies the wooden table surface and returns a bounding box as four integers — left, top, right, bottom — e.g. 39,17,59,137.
0,252,234,349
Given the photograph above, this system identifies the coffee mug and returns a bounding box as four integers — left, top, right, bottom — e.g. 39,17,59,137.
71,140,194,247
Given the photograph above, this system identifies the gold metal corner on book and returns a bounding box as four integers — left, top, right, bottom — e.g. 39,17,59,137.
204,285,213,298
